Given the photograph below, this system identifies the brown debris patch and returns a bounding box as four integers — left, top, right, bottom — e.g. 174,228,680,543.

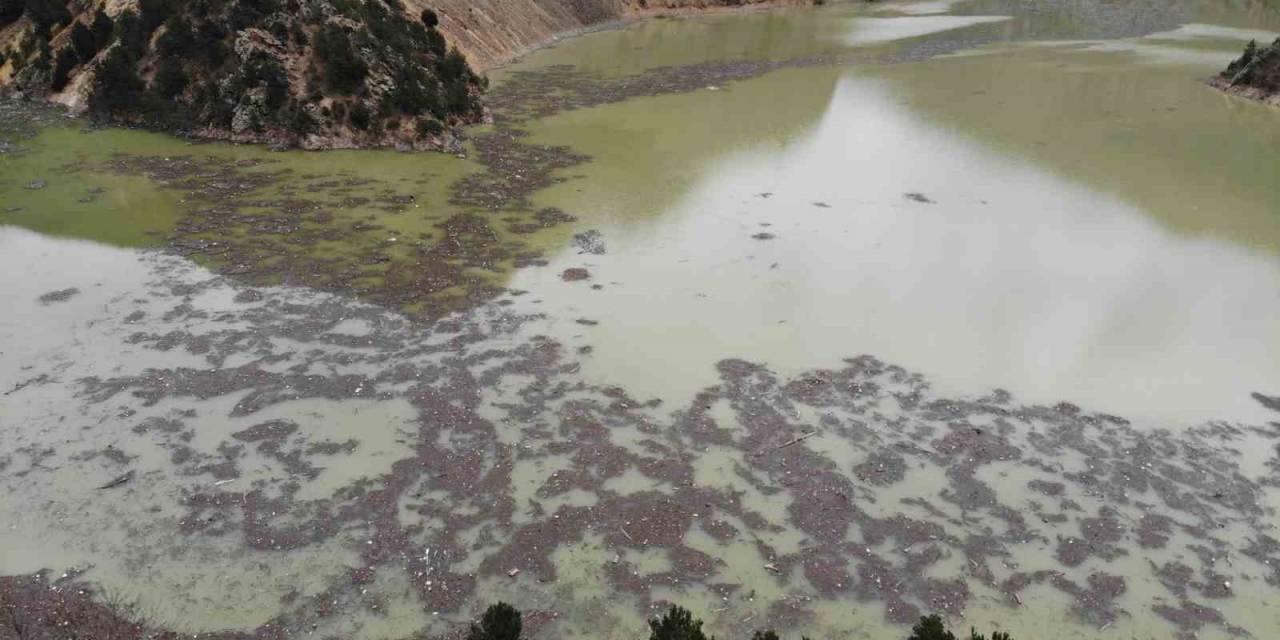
853,450,907,486
1136,513,1175,548
1052,572,1126,627
1027,479,1065,497
1153,599,1245,638
101,153,579,320
37,287,80,304
1055,509,1127,567
451,128,589,211
561,268,592,282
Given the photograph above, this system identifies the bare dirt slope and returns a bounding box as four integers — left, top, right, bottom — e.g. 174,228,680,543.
413,0,815,70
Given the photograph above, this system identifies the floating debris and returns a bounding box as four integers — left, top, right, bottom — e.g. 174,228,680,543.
97,470,135,490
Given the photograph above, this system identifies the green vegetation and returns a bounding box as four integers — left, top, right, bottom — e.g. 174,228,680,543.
89,8,113,45
0,0,24,28
152,58,188,99
69,21,96,62
465,604,1015,640
48,42,74,90
468,602,523,640
650,606,715,640
24,0,71,34
907,615,1012,640
315,24,368,94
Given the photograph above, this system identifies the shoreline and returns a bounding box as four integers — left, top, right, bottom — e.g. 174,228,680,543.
1207,75,1280,106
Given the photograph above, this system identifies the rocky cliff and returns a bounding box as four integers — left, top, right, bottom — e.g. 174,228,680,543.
1212,37,1280,105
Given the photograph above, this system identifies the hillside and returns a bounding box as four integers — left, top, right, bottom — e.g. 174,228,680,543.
0,0,816,149
0,0,487,150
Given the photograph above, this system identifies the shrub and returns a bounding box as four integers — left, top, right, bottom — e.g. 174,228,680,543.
348,101,370,130
289,22,308,46
137,0,178,34
443,77,474,116
970,630,1013,640
89,46,143,114
0,0,22,27
437,47,469,82
649,606,710,640
156,16,195,56
424,25,446,56
49,45,76,90
451,604,1014,640
152,57,187,99
314,24,367,94
32,36,50,73
90,9,113,47
908,615,956,640
193,20,231,67
25,0,71,33
907,614,1013,640
228,0,277,31
284,102,316,137
467,603,521,640
415,117,443,138
421,8,438,28
384,66,438,116
70,21,97,62
241,53,289,111
114,10,148,58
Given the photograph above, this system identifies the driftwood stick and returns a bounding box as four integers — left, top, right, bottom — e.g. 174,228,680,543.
778,431,817,449
97,470,135,490
753,431,818,457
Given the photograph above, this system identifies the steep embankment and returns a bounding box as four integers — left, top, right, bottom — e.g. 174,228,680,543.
414,0,816,70
0,0,486,150
1212,37,1280,105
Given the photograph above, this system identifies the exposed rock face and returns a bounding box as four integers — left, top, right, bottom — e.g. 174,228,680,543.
1211,37,1280,106
0,0,487,150
404,0,818,70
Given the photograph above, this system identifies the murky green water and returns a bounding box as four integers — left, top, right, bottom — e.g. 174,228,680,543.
3,1,1280,639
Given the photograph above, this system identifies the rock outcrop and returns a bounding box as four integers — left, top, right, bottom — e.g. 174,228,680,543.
1211,37,1280,106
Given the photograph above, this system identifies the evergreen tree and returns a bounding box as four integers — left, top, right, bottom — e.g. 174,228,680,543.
70,21,97,62
649,606,711,640
49,45,76,90
467,603,522,640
